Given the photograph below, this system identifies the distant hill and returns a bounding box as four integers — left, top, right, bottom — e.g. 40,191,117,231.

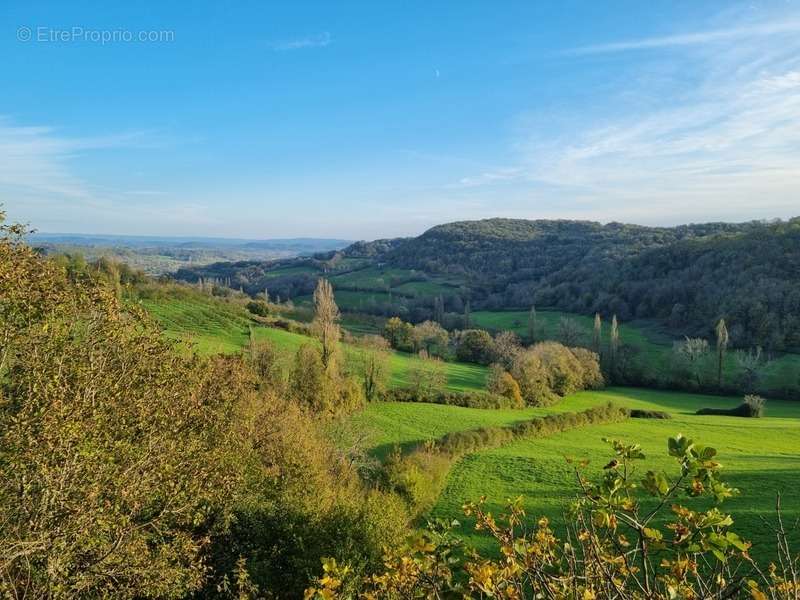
174,217,800,350
28,232,351,275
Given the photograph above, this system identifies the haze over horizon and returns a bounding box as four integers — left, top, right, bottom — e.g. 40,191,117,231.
3,1,800,238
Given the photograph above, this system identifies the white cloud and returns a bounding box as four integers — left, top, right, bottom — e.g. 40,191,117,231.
272,32,331,51
566,20,800,55
454,11,800,224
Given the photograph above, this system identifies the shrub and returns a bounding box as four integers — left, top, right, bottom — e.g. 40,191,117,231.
696,394,765,417
569,346,605,389
246,299,270,316
0,219,243,598
384,387,519,409
629,408,672,419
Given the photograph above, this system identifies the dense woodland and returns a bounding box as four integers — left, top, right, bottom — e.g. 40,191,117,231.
177,217,800,352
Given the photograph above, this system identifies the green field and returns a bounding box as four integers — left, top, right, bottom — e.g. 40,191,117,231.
426,387,800,560
138,295,252,354
255,327,487,392
139,292,486,392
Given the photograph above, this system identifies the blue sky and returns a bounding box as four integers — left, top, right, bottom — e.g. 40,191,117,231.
2,1,799,239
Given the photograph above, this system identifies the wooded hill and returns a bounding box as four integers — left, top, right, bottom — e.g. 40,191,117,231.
176,217,800,351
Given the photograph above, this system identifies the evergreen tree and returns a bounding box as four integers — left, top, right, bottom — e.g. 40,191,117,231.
464,300,471,329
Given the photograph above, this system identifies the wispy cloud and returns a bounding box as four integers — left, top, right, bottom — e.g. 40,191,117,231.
0,118,160,200
453,11,800,224
272,32,331,51
566,20,800,55
0,118,218,232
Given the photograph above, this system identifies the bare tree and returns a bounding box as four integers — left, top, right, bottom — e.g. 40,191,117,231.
558,317,583,347
675,337,710,387
736,346,767,393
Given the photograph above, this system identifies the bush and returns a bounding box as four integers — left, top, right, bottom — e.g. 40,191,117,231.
0,220,244,598
246,299,270,316
629,408,672,419
454,329,495,364
384,387,520,409
696,394,765,417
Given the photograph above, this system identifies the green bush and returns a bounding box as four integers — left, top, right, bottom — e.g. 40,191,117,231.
629,408,672,419
696,394,765,417
385,387,520,409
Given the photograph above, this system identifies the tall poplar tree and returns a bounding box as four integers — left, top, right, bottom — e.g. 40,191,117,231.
593,312,602,354
312,278,341,372
610,314,620,368
528,305,538,343
716,318,729,389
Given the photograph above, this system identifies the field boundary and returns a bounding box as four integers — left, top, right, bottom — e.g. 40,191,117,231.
381,402,630,516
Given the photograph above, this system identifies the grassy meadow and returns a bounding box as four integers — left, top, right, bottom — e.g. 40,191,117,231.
427,387,800,561
138,291,487,392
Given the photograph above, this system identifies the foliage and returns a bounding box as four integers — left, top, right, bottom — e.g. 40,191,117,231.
0,218,243,598
486,363,524,407
629,408,672,419
455,328,495,365
246,299,270,316
383,316,415,352
508,341,604,406
385,387,521,409
411,320,449,357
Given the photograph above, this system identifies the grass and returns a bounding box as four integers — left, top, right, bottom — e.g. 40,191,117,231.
138,295,252,355
139,290,488,394
349,396,613,460
427,387,800,561
328,265,465,298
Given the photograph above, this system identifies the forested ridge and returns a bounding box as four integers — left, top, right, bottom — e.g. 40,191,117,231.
376,218,800,349
174,217,800,350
